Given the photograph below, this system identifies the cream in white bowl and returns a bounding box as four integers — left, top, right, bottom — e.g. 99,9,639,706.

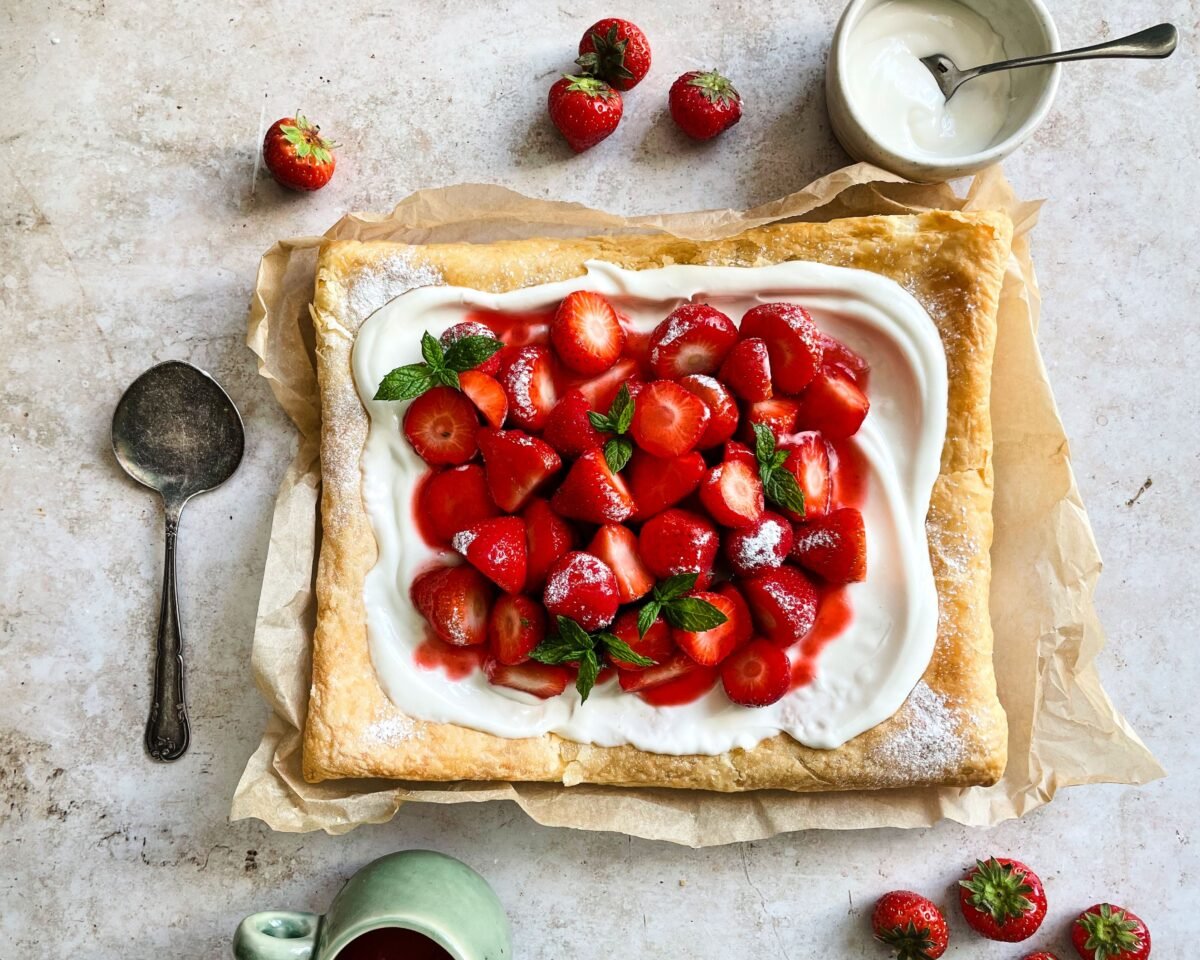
827,0,1060,181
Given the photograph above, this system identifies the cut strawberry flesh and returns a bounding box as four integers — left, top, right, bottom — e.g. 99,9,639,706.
713,581,755,647
791,507,867,583
499,345,558,430
458,370,508,429
630,379,710,458
418,464,499,545
587,524,654,603
551,447,635,524
672,592,741,666
723,511,794,577
522,498,576,589
575,357,639,410
739,302,823,394
626,449,706,520
740,397,800,444
721,639,789,707
484,657,570,698
551,290,626,375
779,431,832,521
741,566,819,647
719,337,773,402
794,365,869,439
815,331,869,385
678,373,740,448
620,653,718,705
478,428,562,513
699,459,764,528
402,386,480,466
648,303,738,378
488,594,547,665
410,564,493,647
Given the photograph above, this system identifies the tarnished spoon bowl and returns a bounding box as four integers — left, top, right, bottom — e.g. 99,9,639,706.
112,360,244,761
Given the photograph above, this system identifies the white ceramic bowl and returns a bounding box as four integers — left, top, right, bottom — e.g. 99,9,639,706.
826,0,1061,182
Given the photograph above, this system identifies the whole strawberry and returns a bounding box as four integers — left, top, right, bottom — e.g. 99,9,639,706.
669,69,742,140
1071,903,1151,960
872,890,949,960
576,18,651,91
548,75,623,152
262,113,336,191
958,857,1047,942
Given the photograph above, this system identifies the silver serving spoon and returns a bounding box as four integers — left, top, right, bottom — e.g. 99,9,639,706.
921,22,1178,102
112,361,244,761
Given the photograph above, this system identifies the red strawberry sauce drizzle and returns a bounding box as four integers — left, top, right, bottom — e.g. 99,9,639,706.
411,300,868,705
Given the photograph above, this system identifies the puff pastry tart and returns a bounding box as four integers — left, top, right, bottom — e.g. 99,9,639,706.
304,212,1012,792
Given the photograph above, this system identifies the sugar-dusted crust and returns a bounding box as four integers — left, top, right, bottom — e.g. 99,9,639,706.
303,212,1012,791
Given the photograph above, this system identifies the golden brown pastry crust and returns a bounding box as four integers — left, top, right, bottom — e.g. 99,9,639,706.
303,212,1012,792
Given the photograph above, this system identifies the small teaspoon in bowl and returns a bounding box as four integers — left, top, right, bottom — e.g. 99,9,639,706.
921,22,1178,102
111,361,244,761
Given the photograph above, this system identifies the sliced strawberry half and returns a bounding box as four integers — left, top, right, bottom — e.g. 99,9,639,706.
721,639,789,707
542,550,620,630
550,290,625,375
794,365,870,439
723,511,794,577
608,609,675,670
587,523,654,603
779,431,832,521
739,397,800,444
672,591,742,666
543,388,605,458
741,565,819,647
739,302,824,394
719,337,773,402
713,581,754,647
638,508,719,587
451,516,528,594
441,320,501,376
815,331,869,384
791,507,867,583
487,594,547,665
458,370,508,429
551,447,635,524
618,652,718,705
522,498,577,589
478,428,562,512
575,357,639,410
699,459,764,528
411,564,493,646
402,386,480,466
419,464,499,545
677,373,739,449
648,303,738,378
483,657,570,698
626,449,706,520
499,345,558,430
630,379,710,458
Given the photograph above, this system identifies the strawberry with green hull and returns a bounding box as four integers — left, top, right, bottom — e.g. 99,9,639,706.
669,70,743,140
958,857,1047,943
576,18,651,91
548,75,623,152
263,114,336,191
872,890,949,960
1071,903,1150,960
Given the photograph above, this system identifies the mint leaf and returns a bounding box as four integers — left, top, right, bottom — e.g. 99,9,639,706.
433,367,460,390
604,437,632,474
662,596,728,632
764,467,806,516
556,616,591,648
530,629,588,665
655,572,699,602
374,364,435,401
609,383,634,434
444,334,503,372
576,648,601,702
600,633,654,668
588,410,612,432
753,421,776,464
636,601,661,638
421,330,444,368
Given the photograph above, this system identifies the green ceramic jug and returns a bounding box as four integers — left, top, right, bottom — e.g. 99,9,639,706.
233,850,511,960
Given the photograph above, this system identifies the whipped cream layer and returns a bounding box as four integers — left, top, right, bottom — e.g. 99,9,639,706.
352,261,947,753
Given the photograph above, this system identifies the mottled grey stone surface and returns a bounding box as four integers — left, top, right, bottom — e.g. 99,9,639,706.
2,0,1197,956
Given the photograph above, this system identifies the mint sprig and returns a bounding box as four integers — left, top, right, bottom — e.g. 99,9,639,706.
753,422,806,517
530,615,653,702
587,382,635,473
374,331,504,402
635,573,728,637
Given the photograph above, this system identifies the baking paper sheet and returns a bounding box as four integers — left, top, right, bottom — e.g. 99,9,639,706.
231,164,1162,845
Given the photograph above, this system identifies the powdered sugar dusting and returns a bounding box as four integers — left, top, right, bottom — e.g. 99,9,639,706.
347,253,443,324
874,680,972,778
364,712,420,746
729,514,789,573
451,529,478,554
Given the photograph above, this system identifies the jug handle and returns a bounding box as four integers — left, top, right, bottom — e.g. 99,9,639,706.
233,911,320,960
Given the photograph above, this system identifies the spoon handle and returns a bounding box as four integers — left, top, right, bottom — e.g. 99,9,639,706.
146,506,190,761
973,23,1178,79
